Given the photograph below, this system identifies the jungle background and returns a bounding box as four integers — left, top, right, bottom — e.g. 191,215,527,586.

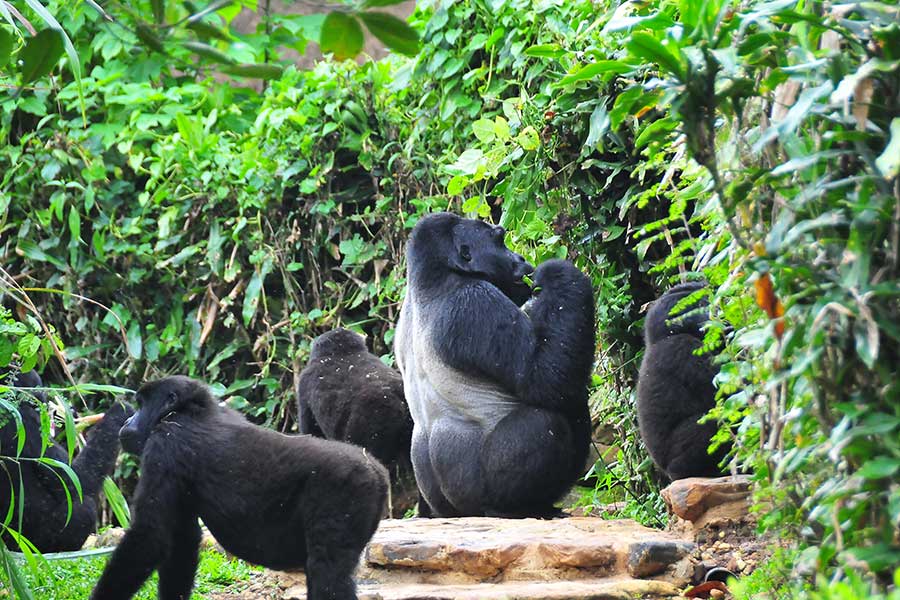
0,0,898,598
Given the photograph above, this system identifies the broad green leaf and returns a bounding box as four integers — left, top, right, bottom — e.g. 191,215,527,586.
627,32,685,81
472,119,495,143
462,196,481,213
68,383,133,395
67,206,81,242
320,12,364,60
557,60,636,86
182,40,236,64
858,457,900,480
875,118,900,178
447,175,468,195
0,544,36,600
524,43,565,59
609,85,644,130
126,321,142,360
516,126,539,151
634,117,677,149
447,148,484,176
225,63,284,79
19,28,63,84
584,103,610,152
0,27,14,70
62,399,76,462
103,477,131,527
242,269,265,326
493,116,510,140
359,11,419,57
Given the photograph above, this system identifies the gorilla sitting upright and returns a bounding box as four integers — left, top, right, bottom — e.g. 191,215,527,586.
636,282,731,481
297,328,416,516
0,367,131,552
395,212,596,518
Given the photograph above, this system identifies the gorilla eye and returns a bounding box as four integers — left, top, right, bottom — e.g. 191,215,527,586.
460,244,472,262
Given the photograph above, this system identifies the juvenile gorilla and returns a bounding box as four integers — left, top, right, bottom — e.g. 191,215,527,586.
395,213,596,518
91,376,388,600
297,328,416,516
0,368,130,552
636,282,730,481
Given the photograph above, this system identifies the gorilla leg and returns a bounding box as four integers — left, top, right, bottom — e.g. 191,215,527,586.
664,416,729,480
428,420,489,516
302,482,382,600
410,427,459,517
157,513,201,600
482,407,578,517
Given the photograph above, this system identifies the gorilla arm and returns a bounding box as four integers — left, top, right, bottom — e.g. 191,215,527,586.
90,436,198,600
432,260,594,414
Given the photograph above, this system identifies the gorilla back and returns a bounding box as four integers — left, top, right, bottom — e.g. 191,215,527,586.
395,213,595,518
636,282,730,481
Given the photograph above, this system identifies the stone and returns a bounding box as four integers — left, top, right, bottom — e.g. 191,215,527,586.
661,475,752,528
364,517,693,584
283,579,683,600
220,517,697,599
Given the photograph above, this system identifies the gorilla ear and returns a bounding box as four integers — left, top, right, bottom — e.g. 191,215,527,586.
449,241,473,272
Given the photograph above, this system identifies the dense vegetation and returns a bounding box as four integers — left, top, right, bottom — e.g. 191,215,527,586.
1,0,897,598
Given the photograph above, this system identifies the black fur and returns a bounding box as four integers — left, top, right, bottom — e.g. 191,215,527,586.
297,328,416,516
394,213,595,518
0,368,130,552
91,376,388,600
636,282,730,481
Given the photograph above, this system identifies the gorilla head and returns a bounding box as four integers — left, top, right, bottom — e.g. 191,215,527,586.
644,281,709,344
309,328,367,359
408,212,535,306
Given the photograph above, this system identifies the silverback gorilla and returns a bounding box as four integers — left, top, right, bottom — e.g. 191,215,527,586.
297,328,416,516
90,376,387,600
636,282,730,481
395,213,595,518
0,367,130,552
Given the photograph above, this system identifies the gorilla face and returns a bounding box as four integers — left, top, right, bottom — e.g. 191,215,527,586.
119,376,203,456
448,219,535,306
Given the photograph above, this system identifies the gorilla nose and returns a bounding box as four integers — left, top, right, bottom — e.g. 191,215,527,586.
119,418,142,455
517,255,535,277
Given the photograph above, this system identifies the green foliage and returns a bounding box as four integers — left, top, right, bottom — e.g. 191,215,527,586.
1,0,898,596
9,546,260,598
531,0,899,593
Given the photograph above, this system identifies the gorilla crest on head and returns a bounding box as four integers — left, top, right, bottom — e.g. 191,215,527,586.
395,212,595,518
636,282,731,481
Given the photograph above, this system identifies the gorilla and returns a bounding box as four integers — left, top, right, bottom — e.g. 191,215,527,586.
91,376,387,600
394,212,596,518
297,328,416,517
0,367,131,553
636,282,730,481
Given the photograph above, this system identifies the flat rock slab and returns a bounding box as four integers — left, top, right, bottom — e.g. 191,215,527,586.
224,517,694,599
283,578,682,600
362,517,694,584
